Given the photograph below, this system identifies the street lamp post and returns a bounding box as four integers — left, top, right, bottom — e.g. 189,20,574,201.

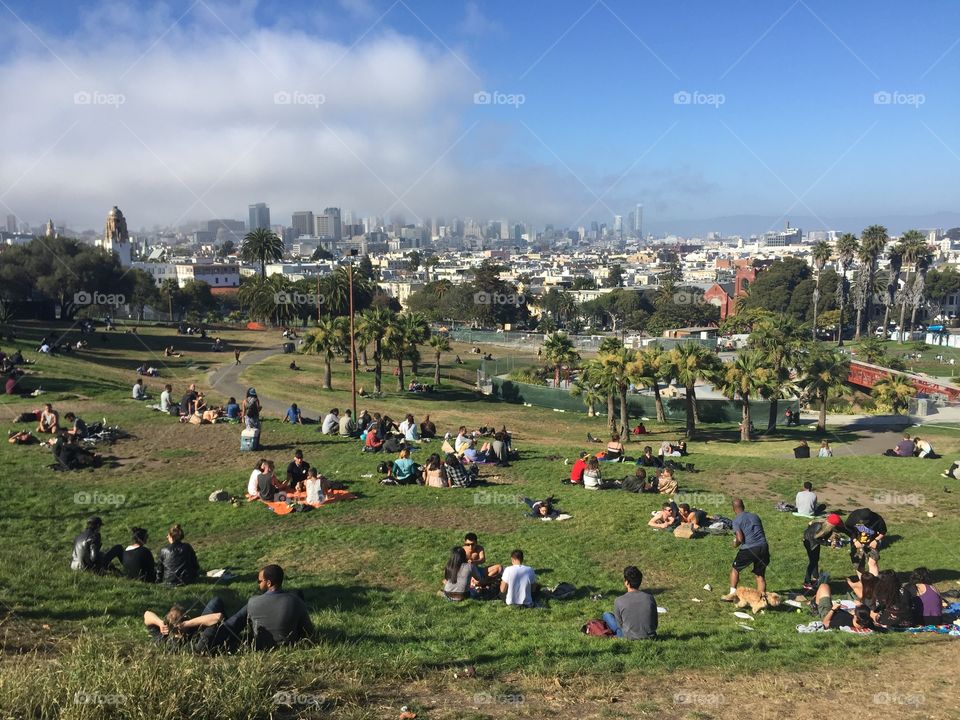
349,263,357,417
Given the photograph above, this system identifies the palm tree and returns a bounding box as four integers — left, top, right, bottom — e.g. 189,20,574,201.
798,349,850,433
598,347,636,439
240,228,284,279
571,379,604,416
895,230,928,343
427,334,451,385
856,336,889,365
627,345,670,423
159,278,180,321
354,321,373,367
543,332,578,388
834,233,859,346
385,313,428,391
716,350,776,441
881,246,903,337
909,244,934,331
857,225,888,338
356,308,394,394
579,358,617,430
811,240,833,341
668,343,721,438
873,375,915,414
302,317,347,390
749,314,806,433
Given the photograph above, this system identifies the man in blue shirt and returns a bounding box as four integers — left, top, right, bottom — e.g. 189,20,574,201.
284,403,303,425
721,498,769,602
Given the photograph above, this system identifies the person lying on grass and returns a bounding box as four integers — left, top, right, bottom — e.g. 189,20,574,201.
601,566,658,640
462,438,494,464
814,581,875,631
8,429,37,444
144,600,231,653
648,502,680,529
523,496,569,521
677,503,708,530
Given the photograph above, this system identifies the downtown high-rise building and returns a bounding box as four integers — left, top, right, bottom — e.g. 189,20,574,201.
248,203,270,231
635,203,643,236
316,207,342,240
5,214,16,233
291,211,314,239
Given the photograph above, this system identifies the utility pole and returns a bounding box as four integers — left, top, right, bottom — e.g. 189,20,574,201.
349,262,357,417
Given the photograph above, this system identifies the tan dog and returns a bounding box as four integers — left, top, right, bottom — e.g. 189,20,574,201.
735,587,781,613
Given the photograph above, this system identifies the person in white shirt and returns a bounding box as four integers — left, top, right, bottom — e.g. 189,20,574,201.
499,549,536,607
454,427,470,454
159,384,173,413
914,437,933,458
132,378,146,400
321,409,340,435
304,468,327,504
795,481,822,516
399,414,419,442
818,440,833,458
247,458,267,496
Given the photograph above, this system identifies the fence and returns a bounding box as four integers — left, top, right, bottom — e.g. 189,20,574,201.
488,377,798,425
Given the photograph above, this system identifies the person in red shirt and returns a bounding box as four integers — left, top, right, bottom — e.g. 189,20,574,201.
569,451,588,484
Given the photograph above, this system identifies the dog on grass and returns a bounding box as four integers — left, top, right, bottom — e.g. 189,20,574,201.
735,587,781,613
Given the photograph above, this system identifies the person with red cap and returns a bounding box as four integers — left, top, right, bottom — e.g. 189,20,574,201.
801,513,847,590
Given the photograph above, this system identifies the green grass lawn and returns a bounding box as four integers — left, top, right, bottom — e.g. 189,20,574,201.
2,322,960,719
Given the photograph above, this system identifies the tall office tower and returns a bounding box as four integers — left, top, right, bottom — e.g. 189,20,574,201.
635,204,643,238
316,207,342,240
613,215,623,233
291,211,314,238
248,203,270,231
5,214,15,233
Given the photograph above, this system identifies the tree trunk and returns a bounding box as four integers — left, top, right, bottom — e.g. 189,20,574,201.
361,345,368,366
854,307,862,341
619,386,629,442
685,385,696,438
555,366,561,388
818,394,827,433
397,358,405,392
412,356,420,376
812,281,820,341
766,396,779,435
607,392,615,432
898,298,908,344
323,358,332,390
691,387,700,425
374,342,382,394
741,400,751,442
837,291,846,346
653,382,665,422
434,354,441,385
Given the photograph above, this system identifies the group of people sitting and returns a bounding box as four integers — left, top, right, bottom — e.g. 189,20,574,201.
647,500,712,530
71,517,200,585
793,440,833,458
135,362,160,377
567,440,688,495
381,450,478,487
245,450,332,504
8,404,106,468
883,433,938,458
440,533,536,606
152,383,262,428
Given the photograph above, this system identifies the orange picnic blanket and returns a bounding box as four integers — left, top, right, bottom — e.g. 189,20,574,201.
259,489,358,515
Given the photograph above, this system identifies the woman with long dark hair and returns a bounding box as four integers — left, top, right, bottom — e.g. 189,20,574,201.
905,567,944,625
156,524,199,586
440,546,481,601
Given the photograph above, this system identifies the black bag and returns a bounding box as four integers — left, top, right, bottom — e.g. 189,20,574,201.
377,461,390,475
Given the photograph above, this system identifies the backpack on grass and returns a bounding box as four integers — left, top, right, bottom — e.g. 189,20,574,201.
581,619,615,637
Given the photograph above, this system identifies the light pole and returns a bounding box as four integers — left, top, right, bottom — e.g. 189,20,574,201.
349,262,357,417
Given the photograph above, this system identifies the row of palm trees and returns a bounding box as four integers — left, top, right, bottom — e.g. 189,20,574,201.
300,309,452,393
547,314,918,441
818,226,933,345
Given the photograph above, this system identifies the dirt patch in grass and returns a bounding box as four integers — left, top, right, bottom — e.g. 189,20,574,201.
336,505,519,534
714,470,784,502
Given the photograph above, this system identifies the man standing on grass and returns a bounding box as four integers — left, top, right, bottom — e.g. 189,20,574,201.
234,348,241,366
721,498,769,602
602,566,658,639
500,549,536,607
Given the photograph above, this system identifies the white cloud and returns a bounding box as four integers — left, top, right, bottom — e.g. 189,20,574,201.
459,1,502,37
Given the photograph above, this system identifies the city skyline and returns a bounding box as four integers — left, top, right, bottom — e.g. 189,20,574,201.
2,1,960,233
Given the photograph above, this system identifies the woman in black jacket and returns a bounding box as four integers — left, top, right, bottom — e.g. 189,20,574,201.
156,524,199,585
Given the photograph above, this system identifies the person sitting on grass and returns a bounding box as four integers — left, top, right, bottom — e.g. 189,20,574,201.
224,396,240,421
423,453,447,488
156,524,199,586
793,440,811,459
419,414,437,439
637,445,662,468
399,413,419,442
63,412,88,439
677,503,708,530
463,438,494,464
122,527,156,582
443,453,476,488
247,458,267,497
602,566,658,640
70,516,123,572
655,467,679,495
818,440,833,458
648,502,680,529
283,403,304,425
304,468,328,505
582,455,603,490
52,432,100,470
229,564,314,650
386,447,421,485
256,460,290,501
180,384,199,417
364,421,384,453
905,567,944,626
339,409,358,438
568,450,588,484
600,433,625,462
132,378,147,400
814,581,875,630
285,449,310,490
632,422,648,436
886,433,916,457
795,481,824,517
454,426,470,455
913,437,936,458
440,546,482,601
463,532,502,588
321,408,340,435
37,403,59,434
870,569,916,628
500,549,537,607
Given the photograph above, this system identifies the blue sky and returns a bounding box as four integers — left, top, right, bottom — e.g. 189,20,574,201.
2,0,960,232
